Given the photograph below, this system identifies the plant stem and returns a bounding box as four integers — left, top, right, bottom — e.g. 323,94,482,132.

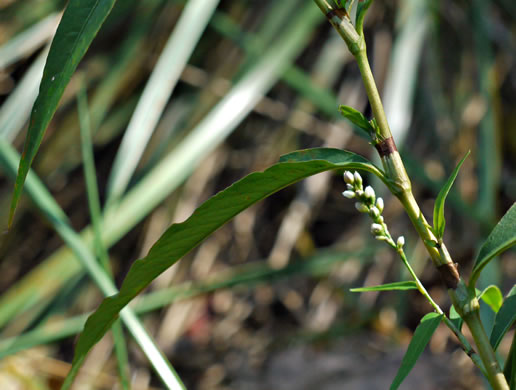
314,4,510,388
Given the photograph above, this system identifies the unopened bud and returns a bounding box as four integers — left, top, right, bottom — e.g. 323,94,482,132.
354,172,363,187
369,206,380,219
343,171,354,185
397,236,405,248
371,223,383,234
355,202,369,213
376,197,384,213
364,186,375,203
342,190,355,199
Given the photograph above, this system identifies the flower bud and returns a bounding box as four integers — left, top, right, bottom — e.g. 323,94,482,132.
343,171,354,185
369,206,380,219
364,186,375,203
355,202,369,213
346,183,354,190
353,172,363,188
342,190,355,199
376,197,384,213
397,236,405,248
371,223,383,234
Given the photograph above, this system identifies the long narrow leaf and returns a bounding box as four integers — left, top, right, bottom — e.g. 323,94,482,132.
63,148,385,387
390,312,443,390
350,281,417,292
490,294,516,350
9,0,118,225
470,203,516,285
432,150,470,239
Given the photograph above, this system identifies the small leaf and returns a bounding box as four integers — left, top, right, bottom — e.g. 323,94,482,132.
390,312,443,390
62,148,385,386
449,304,463,331
350,281,418,292
338,105,374,136
503,331,516,389
9,0,117,225
478,285,504,313
471,203,516,286
490,293,516,350
356,0,373,35
432,150,470,239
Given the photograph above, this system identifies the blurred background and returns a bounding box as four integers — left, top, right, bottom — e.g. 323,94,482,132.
0,0,515,388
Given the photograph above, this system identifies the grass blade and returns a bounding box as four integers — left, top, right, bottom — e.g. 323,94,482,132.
490,294,516,350
350,281,418,292
63,148,383,386
432,150,470,239
77,87,129,390
105,0,220,205
390,312,443,390
470,203,516,286
9,0,118,225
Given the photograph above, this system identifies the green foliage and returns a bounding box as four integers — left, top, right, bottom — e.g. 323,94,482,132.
490,293,516,350
62,148,384,386
350,281,417,292
338,105,375,138
478,285,504,313
9,0,117,225
471,203,516,285
390,312,443,390
432,151,470,240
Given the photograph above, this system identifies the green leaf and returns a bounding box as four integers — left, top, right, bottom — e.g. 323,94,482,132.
449,304,463,331
62,148,385,387
356,0,373,35
471,203,516,286
504,332,516,389
350,281,418,292
338,105,374,137
390,313,443,390
432,150,470,239
8,0,117,225
478,285,504,313
490,293,516,350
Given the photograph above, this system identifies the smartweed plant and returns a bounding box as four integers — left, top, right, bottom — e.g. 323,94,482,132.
3,0,516,389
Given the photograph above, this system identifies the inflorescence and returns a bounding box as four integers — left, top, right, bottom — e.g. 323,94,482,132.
342,171,404,250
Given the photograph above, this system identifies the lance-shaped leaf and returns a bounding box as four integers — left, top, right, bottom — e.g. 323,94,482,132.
62,148,385,386
9,0,117,225
338,105,374,137
490,293,516,350
432,150,470,239
470,203,516,286
390,312,443,390
350,281,418,292
478,285,504,313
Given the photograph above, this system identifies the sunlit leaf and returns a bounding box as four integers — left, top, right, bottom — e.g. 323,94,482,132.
338,105,374,137
432,151,470,239
478,285,503,313
350,281,417,292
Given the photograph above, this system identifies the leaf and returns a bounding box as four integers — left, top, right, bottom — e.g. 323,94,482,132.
449,304,463,331
8,0,117,225
338,105,374,137
356,0,373,35
390,312,443,390
432,150,470,239
490,294,516,350
504,331,516,389
478,285,504,313
471,203,516,285
350,281,418,292
62,148,385,386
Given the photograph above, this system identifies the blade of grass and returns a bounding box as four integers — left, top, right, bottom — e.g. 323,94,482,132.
0,140,185,389
350,281,418,292
105,0,220,206
77,86,129,390
9,0,118,225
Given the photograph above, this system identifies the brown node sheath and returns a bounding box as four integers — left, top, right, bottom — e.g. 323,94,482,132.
325,8,348,21
437,262,460,289
374,137,397,157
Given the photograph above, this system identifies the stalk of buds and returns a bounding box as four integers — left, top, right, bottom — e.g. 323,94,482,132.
342,171,404,250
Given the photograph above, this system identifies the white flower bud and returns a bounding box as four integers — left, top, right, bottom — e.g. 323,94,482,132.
364,186,375,203
369,206,380,219
377,216,384,223
397,236,405,248
376,197,384,213
343,171,354,185
354,172,363,187
342,190,355,199
346,183,354,190
355,202,369,213
355,189,364,198
371,223,383,234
